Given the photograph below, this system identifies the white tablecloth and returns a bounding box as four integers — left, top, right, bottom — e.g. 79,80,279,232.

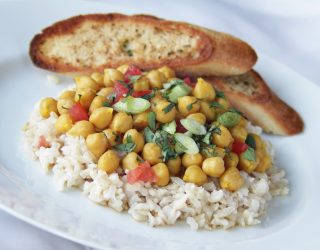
1,0,320,249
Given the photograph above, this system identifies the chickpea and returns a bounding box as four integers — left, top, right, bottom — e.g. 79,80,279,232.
214,147,226,158
89,95,105,114
103,68,124,87
202,157,225,177
200,101,215,122
158,66,175,79
74,88,96,110
178,96,200,117
255,150,272,172
86,133,109,159
167,156,181,175
59,90,75,100
123,129,145,153
239,153,258,173
146,70,167,89
154,100,177,123
219,167,244,192
74,76,100,91
182,153,203,167
68,121,95,138
183,165,207,186
193,78,216,101
252,134,264,150
224,152,239,168
133,110,150,130
151,91,165,106
142,143,163,165
230,125,248,143
212,125,234,148
98,150,120,173
110,112,133,133
57,98,75,115
116,64,129,74
90,72,105,87
97,87,114,98
55,114,73,134
122,152,141,170
89,107,113,130
103,128,121,146
187,113,206,125
133,76,150,91
152,163,170,187
238,117,247,127
39,97,58,118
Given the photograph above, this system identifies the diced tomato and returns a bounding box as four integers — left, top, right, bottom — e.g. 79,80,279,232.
183,76,196,87
176,119,187,133
69,103,89,122
38,135,50,148
127,161,158,184
114,81,129,102
124,65,142,83
232,140,249,155
132,90,152,98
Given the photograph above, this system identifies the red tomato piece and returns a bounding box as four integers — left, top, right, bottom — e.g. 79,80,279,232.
183,76,196,87
127,161,158,184
124,65,142,83
69,103,89,122
114,81,129,102
38,135,50,148
232,140,249,155
175,119,187,133
132,90,152,98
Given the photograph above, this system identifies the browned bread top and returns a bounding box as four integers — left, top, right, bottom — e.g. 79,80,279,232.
205,70,304,135
29,13,257,76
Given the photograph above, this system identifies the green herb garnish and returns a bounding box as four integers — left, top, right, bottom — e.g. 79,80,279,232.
113,135,136,153
147,111,156,130
143,127,155,143
216,90,225,99
153,130,177,161
209,123,221,135
162,102,175,113
245,134,256,149
102,101,111,107
242,147,256,161
209,101,223,108
186,100,197,111
128,75,142,83
201,144,217,158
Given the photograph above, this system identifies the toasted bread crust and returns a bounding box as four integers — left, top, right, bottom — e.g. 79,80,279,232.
205,70,304,135
29,13,256,76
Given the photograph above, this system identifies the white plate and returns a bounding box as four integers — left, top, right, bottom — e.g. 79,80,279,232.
1,0,320,249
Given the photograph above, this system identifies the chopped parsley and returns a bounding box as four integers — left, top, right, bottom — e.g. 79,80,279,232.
209,101,223,108
153,130,177,161
186,100,197,111
216,90,225,98
245,134,256,149
102,101,111,107
162,102,175,113
143,127,155,143
208,123,221,135
113,135,136,153
147,111,156,130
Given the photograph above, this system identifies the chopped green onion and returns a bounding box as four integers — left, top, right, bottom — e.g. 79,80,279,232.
180,118,207,135
174,133,199,154
113,96,150,114
162,120,176,135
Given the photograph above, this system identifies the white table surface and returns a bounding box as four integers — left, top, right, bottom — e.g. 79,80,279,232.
1,0,320,249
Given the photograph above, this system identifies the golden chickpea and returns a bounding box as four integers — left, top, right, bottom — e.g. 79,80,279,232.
89,95,105,114
230,125,248,143
39,97,58,118
212,125,234,148
167,156,181,175
183,165,207,186
158,66,175,78
182,153,203,167
152,163,170,187
239,153,258,173
97,87,114,98
103,128,121,146
122,152,141,170
116,64,129,74
86,133,109,159
219,167,244,192
178,96,200,117
147,70,167,89
74,76,100,91
133,76,150,91
224,152,239,168
90,72,104,87
68,121,95,138
110,112,133,133
57,98,75,115
59,90,75,100
252,134,264,150
214,147,226,158
74,88,96,110
193,78,216,101
151,91,165,106
103,68,124,87
55,114,73,134
202,157,225,177
98,150,120,173
142,142,163,165
238,117,247,127
123,129,145,153
133,110,150,130
255,150,272,173
89,107,113,130
187,113,206,125
154,100,177,123
200,101,215,122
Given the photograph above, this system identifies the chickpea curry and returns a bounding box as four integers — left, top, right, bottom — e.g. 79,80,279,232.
39,65,272,192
